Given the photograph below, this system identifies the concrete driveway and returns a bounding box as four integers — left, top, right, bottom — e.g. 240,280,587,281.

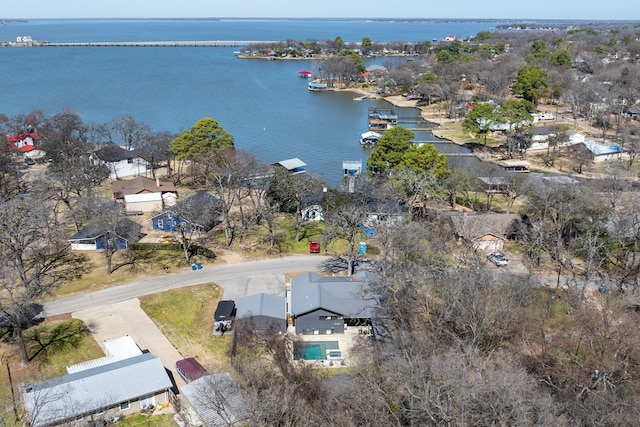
73,298,188,389
61,256,329,392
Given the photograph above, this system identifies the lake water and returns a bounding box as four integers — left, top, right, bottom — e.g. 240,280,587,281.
0,19,506,185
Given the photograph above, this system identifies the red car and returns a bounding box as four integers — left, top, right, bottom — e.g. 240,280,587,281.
309,239,320,253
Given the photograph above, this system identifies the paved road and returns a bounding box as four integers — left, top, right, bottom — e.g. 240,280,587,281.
43,255,329,317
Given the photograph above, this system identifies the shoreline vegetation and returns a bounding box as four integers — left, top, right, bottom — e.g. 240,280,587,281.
339,86,639,181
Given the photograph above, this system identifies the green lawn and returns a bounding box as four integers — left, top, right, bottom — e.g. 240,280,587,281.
118,414,176,427
140,283,233,373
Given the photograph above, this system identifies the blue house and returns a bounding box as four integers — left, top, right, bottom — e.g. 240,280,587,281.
150,191,221,233
69,218,142,251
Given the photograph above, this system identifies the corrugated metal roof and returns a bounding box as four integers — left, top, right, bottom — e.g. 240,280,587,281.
236,293,285,320
180,373,248,426
24,353,172,427
275,158,306,170
124,192,162,203
103,335,143,359
582,140,629,156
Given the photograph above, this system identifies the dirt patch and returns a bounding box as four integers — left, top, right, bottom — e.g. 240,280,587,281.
215,248,248,265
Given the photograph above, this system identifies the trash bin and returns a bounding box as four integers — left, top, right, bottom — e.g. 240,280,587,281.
359,241,367,254
191,263,196,271
197,263,202,270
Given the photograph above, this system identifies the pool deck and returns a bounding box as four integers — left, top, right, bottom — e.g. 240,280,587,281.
287,324,367,367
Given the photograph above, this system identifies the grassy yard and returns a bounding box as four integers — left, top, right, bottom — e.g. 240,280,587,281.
118,414,177,427
140,283,233,373
0,317,105,424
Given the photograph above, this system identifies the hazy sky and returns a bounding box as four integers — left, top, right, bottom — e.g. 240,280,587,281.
1,0,637,21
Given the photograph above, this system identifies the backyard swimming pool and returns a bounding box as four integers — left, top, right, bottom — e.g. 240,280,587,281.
293,341,340,361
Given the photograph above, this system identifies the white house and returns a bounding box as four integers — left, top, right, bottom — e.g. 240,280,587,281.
579,140,630,163
93,143,148,179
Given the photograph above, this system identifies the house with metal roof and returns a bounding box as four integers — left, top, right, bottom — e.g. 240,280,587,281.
22,352,173,427
68,218,142,251
289,271,377,334
236,293,287,333
92,142,148,179
180,373,248,427
576,140,630,162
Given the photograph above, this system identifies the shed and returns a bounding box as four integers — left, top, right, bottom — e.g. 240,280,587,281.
236,293,287,333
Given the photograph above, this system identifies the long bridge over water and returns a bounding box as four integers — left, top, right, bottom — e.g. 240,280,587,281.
2,40,275,48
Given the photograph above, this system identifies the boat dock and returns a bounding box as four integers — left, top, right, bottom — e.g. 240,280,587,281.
2,40,274,48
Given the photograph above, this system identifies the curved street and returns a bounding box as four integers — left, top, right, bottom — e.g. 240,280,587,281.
43,255,330,317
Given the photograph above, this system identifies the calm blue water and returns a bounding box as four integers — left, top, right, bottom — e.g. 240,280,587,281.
0,19,501,185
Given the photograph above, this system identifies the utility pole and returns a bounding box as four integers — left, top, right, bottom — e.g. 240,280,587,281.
2,355,20,422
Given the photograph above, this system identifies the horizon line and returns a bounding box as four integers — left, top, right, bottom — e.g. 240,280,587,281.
2,17,639,22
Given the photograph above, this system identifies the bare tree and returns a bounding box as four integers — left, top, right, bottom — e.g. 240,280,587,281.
0,195,84,363
110,114,150,151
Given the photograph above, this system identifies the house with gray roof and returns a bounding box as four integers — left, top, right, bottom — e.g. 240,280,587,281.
180,373,248,427
68,217,143,251
150,191,222,233
22,352,173,427
289,271,377,334
236,293,287,333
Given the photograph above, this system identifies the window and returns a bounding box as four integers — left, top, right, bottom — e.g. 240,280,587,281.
157,219,163,229
119,401,130,411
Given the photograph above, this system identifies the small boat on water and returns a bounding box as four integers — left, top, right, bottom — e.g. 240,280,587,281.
353,95,367,101
308,80,328,92
360,131,381,147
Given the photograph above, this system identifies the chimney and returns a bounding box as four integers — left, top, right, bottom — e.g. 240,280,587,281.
156,178,160,188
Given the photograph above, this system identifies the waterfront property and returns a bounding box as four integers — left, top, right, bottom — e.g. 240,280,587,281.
308,80,329,91
273,158,307,175
92,142,149,179
368,107,398,125
359,130,381,146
